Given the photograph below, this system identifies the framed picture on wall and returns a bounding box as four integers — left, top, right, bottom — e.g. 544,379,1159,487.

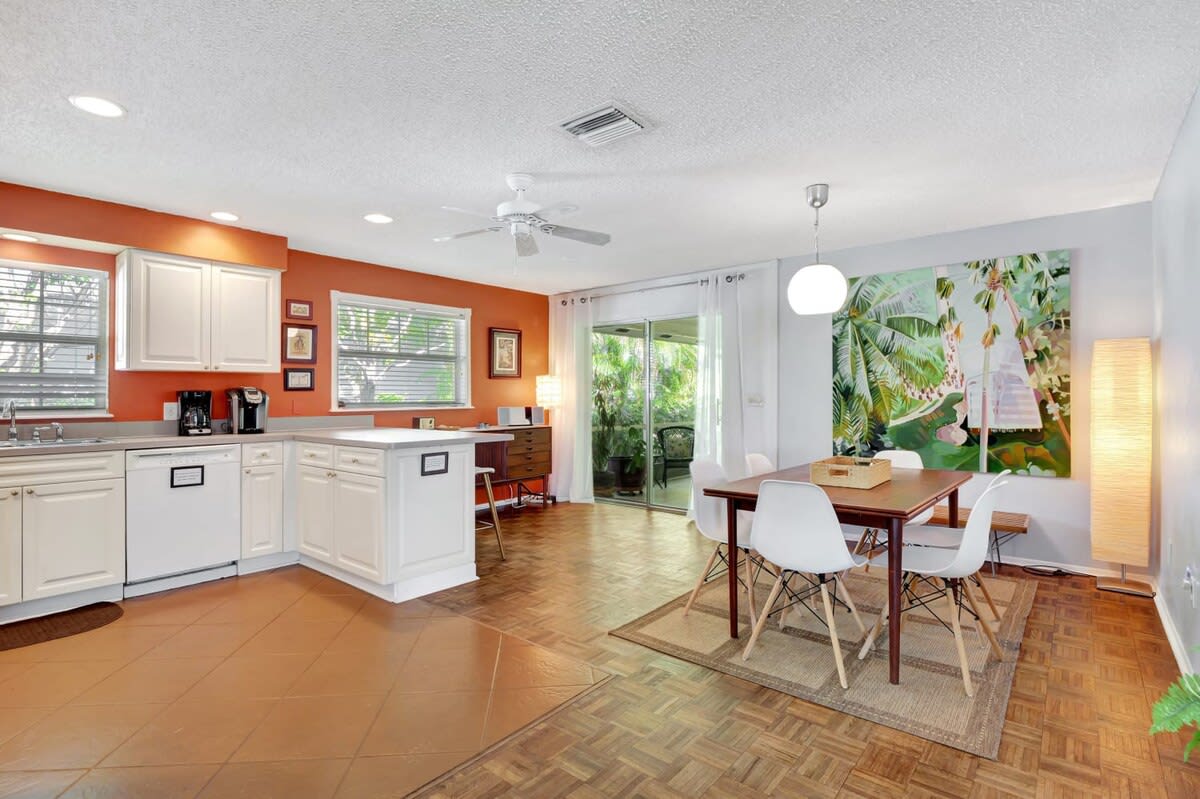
283,324,317,363
489,327,521,378
285,299,313,320
283,368,314,391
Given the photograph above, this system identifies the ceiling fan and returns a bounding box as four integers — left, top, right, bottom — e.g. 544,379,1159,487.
433,173,611,257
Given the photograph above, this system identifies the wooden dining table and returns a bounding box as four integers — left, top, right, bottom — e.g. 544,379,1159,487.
704,463,972,685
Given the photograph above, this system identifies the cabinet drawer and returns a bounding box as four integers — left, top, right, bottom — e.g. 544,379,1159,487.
335,446,385,476
297,443,334,468
507,452,550,470
507,463,550,480
506,440,550,456
242,441,283,466
508,428,551,447
0,451,124,489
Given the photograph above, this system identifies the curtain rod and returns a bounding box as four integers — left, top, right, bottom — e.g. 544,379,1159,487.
561,273,744,305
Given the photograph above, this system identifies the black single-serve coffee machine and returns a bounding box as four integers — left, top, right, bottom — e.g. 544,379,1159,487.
177,390,213,436
226,387,269,434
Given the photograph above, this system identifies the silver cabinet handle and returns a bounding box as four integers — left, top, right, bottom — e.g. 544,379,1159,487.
25,488,34,495
9,489,17,497
351,458,360,463
245,469,251,474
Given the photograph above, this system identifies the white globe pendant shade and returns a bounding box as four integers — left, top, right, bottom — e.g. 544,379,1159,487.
787,263,848,315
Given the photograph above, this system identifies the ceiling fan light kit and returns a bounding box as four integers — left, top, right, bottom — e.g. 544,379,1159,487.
787,183,848,315
434,173,611,258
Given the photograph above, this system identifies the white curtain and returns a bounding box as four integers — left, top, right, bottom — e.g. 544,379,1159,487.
548,293,593,502
693,262,779,492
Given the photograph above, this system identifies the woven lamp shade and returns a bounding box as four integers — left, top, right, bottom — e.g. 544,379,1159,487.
1089,338,1152,567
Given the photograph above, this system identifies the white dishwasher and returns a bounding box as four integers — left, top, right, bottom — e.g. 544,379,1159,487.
125,444,241,589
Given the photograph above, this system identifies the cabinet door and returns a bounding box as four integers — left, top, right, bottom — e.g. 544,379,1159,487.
0,487,21,607
211,264,281,372
296,465,335,563
124,251,211,371
332,471,386,583
241,465,283,558
22,478,125,601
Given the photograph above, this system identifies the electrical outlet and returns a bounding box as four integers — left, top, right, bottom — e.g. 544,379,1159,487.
163,402,179,421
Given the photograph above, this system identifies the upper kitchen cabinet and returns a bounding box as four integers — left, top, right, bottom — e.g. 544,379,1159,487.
116,249,281,372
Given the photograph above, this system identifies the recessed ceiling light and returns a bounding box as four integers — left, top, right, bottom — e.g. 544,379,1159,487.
210,211,239,222
1,233,39,243
68,95,126,118
363,213,393,224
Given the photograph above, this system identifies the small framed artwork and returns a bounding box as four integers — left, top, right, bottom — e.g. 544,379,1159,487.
489,327,522,378
284,368,314,391
421,451,449,476
283,324,317,363
285,299,313,320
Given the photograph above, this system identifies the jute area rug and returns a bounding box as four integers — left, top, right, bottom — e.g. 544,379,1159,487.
0,602,123,650
612,566,1036,758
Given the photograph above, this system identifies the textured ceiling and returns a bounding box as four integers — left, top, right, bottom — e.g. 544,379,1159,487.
2,1,1199,294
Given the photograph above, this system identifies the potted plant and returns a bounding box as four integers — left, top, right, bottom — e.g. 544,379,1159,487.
608,426,647,494
1151,667,1200,760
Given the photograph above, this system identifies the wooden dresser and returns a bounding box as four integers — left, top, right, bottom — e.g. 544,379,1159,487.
475,424,554,505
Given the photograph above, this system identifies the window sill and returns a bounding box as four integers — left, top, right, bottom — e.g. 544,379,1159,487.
11,411,114,420
330,406,475,413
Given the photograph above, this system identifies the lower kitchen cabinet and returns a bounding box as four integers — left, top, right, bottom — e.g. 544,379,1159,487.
241,464,283,558
22,478,125,601
332,470,386,582
0,487,21,607
296,464,386,583
297,465,336,561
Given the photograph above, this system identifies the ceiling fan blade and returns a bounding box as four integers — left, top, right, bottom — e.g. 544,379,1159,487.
441,205,496,220
544,225,611,246
432,227,500,242
515,233,539,257
533,201,579,219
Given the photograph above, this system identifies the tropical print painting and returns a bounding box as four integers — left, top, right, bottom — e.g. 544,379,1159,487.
831,250,1071,477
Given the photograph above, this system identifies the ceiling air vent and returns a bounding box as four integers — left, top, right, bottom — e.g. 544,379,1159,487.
558,104,646,147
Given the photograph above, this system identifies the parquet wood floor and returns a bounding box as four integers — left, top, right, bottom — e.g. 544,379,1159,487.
417,501,1200,798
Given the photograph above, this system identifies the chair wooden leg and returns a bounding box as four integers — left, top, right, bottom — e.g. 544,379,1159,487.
945,579,974,697
820,582,849,689
853,528,875,574
683,545,721,617
859,605,887,659
742,574,784,661
482,473,505,560
834,575,866,637
743,550,758,627
963,579,1004,660
973,572,1001,623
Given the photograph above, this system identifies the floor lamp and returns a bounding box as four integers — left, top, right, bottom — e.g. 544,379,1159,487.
1090,338,1155,597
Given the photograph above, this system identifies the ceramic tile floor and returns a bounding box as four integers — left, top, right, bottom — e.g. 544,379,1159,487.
0,566,603,798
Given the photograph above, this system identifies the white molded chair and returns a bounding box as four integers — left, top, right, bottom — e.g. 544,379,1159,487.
742,480,867,689
745,453,775,477
857,478,1009,696
685,460,767,625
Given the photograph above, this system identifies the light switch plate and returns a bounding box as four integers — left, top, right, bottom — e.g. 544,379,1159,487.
163,401,179,421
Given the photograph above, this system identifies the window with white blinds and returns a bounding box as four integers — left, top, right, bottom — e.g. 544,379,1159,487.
0,260,108,412
332,292,471,409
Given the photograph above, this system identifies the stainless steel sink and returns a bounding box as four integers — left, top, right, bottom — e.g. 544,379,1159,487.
0,437,111,448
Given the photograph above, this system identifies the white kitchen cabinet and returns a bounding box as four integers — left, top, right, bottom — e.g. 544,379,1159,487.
296,465,336,562
0,487,21,607
332,470,386,582
116,249,280,372
22,478,125,601
211,263,281,372
241,464,284,558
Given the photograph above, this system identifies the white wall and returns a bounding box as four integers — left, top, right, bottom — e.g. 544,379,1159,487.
1153,88,1200,672
779,203,1154,572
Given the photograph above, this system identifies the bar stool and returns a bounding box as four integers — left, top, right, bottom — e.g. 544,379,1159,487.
475,467,506,560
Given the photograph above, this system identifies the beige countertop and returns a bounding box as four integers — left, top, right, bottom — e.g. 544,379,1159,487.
0,427,513,458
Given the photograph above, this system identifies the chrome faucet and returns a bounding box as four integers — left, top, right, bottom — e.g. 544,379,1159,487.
2,400,16,442
32,423,64,443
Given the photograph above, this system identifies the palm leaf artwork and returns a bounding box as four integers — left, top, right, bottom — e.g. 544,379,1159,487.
1151,672,1200,761
830,250,1071,476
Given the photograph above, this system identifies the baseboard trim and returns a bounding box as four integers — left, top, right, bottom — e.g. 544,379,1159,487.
298,556,477,604
0,584,124,624
1154,592,1192,675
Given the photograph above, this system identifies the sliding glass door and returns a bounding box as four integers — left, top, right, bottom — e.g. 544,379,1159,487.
591,317,697,511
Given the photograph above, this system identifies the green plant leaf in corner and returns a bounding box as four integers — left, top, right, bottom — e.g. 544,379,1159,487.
1150,673,1200,761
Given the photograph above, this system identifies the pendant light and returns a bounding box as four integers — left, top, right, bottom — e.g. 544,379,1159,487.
787,183,848,315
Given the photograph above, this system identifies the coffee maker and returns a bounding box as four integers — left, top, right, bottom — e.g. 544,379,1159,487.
177,391,213,436
226,387,269,434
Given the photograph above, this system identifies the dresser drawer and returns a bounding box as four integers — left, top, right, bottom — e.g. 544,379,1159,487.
296,442,334,468
507,427,550,447
334,445,385,476
507,452,550,471
506,463,550,480
241,441,283,466
506,439,550,456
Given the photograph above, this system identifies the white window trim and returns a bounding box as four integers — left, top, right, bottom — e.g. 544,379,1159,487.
330,290,472,412
0,257,110,414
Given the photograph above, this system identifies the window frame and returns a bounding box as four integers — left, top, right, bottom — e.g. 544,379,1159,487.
0,258,111,417
330,290,473,412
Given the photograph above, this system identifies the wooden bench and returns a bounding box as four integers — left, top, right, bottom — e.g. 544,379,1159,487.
927,506,1030,574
